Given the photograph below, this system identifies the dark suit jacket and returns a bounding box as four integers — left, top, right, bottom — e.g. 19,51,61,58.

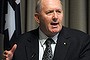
12,27,90,60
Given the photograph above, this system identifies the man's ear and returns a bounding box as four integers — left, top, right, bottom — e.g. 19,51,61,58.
34,13,40,24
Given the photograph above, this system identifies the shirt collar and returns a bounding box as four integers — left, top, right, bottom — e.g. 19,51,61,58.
39,29,59,45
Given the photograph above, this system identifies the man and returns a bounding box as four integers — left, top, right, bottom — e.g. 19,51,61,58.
3,0,90,60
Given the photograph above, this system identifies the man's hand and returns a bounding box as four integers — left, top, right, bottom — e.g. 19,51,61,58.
3,44,17,60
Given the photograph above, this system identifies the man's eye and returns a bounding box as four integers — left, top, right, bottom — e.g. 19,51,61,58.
46,11,53,14
56,10,61,13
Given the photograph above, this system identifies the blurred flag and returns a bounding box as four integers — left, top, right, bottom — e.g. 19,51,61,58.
4,0,21,50
0,0,5,34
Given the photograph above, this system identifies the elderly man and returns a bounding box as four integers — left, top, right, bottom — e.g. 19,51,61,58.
3,0,90,60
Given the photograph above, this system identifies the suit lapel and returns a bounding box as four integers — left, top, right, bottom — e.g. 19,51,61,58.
25,29,39,60
25,38,39,60
53,27,71,60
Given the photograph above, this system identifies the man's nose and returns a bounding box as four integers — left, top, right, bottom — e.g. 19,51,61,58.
52,12,58,22
53,11,58,18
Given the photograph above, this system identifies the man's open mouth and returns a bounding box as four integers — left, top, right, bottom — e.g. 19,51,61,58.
51,23,59,25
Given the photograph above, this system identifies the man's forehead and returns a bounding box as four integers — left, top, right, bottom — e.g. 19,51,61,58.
41,0,62,8
41,0,60,3
41,0,61,6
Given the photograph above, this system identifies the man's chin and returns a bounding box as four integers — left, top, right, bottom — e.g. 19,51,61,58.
51,29,60,33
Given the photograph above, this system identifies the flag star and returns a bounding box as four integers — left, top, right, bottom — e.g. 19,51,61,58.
5,2,15,40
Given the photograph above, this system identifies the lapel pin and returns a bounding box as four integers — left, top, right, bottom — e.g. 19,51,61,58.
63,42,66,45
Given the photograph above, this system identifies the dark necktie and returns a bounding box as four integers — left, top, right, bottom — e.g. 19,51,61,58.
42,38,53,60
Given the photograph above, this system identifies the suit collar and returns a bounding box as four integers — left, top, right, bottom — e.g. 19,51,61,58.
53,27,71,60
59,26,71,39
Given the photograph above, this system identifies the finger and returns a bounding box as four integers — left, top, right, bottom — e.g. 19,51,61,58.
3,51,9,57
3,50,7,55
3,53,8,60
10,44,17,54
3,50,9,55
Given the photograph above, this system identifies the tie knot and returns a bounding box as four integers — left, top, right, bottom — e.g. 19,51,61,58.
45,38,53,45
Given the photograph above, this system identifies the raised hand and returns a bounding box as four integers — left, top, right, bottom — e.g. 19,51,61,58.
3,44,17,60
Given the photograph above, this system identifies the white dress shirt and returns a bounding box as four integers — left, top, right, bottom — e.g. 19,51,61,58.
39,29,59,60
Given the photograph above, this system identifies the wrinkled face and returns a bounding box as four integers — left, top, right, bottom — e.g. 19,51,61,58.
35,0,63,37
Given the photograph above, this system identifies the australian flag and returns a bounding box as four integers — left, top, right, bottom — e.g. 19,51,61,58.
4,0,21,50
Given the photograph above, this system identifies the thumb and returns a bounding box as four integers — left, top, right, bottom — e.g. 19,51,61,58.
10,44,17,54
